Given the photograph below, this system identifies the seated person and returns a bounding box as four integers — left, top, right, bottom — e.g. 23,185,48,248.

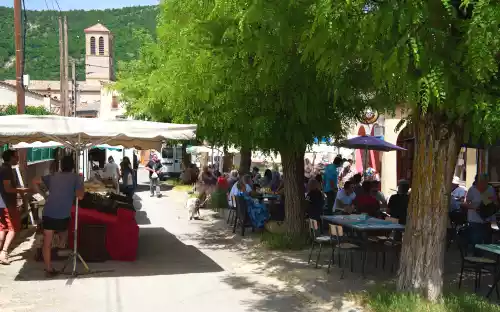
387,179,410,225
333,181,356,213
229,175,252,207
306,179,325,222
350,173,363,196
372,180,388,208
354,181,381,217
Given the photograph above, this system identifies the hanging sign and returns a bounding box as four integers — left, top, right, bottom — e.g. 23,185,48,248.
358,108,379,125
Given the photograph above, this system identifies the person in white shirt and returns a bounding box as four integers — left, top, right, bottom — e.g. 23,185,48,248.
103,156,120,180
464,174,497,254
450,176,467,212
333,181,356,212
229,175,252,207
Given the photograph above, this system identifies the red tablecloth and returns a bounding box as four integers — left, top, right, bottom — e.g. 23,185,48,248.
68,206,139,261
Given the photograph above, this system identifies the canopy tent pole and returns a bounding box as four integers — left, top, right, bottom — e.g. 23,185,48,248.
73,135,81,274
363,148,369,176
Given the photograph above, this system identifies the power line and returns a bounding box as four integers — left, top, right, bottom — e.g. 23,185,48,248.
51,0,61,12
43,0,51,11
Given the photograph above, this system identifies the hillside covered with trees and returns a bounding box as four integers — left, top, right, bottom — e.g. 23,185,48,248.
0,5,157,80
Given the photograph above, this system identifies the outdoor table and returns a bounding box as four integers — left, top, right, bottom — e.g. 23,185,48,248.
258,194,280,200
321,214,405,276
259,194,283,221
475,244,500,298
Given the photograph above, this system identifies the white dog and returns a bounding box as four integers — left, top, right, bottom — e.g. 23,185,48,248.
186,198,201,220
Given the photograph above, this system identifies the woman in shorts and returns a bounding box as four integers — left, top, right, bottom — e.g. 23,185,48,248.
33,156,84,277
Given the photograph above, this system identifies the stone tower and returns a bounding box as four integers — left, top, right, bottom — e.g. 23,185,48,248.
84,23,114,82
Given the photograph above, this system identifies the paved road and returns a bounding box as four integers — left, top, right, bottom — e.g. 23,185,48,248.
0,168,328,312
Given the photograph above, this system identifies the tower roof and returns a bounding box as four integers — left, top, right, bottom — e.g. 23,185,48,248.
84,23,110,34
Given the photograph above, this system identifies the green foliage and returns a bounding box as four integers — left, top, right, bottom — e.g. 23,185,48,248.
116,0,369,152
0,5,157,80
0,104,50,115
305,0,500,141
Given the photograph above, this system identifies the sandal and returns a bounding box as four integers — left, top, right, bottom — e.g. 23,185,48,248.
0,250,10,265
44,269,59,278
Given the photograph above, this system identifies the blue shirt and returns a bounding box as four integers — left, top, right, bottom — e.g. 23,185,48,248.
323,164,338,192
42,172,84,219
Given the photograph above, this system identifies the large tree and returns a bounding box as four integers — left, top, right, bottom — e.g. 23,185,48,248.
117,0,370,236
306,0,500,300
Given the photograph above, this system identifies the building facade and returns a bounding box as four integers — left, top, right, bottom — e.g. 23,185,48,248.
4,23,126,119
349,106,478,196
0,81,60,112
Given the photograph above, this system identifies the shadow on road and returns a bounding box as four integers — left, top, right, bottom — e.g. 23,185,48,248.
13,227,223,282
179,212,494,308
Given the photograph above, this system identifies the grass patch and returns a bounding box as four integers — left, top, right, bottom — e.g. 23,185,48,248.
161,178,194,192
260,231,308,250
350,285,500,312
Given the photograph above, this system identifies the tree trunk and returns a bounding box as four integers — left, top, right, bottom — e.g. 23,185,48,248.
396,114,463,301
239,147,252,175
181,142,191,170
280,146,306,236
222,147,233,173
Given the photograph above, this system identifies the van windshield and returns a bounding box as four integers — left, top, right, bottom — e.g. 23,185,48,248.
161,148,174,159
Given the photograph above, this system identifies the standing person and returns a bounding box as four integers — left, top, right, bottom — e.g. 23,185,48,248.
146,154,162,197
339,161,355,188
103,156,120,181
227,170,239,190
0,149,27,265
132,150,139,185
252,167,261,185
120,157,136,198
198,165,216,202
260,169,273,188
323,156,342,214
270,170,281,192
32,156,84,277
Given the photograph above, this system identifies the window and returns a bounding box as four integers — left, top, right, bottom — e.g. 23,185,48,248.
162,148,174,159
98,36,105,55
111,96,119,109
90,37,96,55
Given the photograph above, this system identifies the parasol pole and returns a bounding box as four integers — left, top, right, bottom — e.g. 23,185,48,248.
363,148,369,176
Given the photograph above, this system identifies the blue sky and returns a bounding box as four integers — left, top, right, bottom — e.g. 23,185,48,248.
0,0,159,10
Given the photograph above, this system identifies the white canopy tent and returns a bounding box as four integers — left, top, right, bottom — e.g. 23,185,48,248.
0,115,197,276
12,141,126,151
0,115,196,150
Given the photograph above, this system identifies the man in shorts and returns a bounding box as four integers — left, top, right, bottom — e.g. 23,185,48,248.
0,149,27,265
33,155,84,276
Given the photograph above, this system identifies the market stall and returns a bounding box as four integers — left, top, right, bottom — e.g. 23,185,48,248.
0,115,197,275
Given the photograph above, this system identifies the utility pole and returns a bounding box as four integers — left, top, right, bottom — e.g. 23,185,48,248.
64,16,69,116
58,16,64,116
71,59,77,117
14,0,30,222
14,0,24,114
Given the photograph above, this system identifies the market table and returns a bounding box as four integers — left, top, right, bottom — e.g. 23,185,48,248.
475,244,500,298
321,214,405,276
